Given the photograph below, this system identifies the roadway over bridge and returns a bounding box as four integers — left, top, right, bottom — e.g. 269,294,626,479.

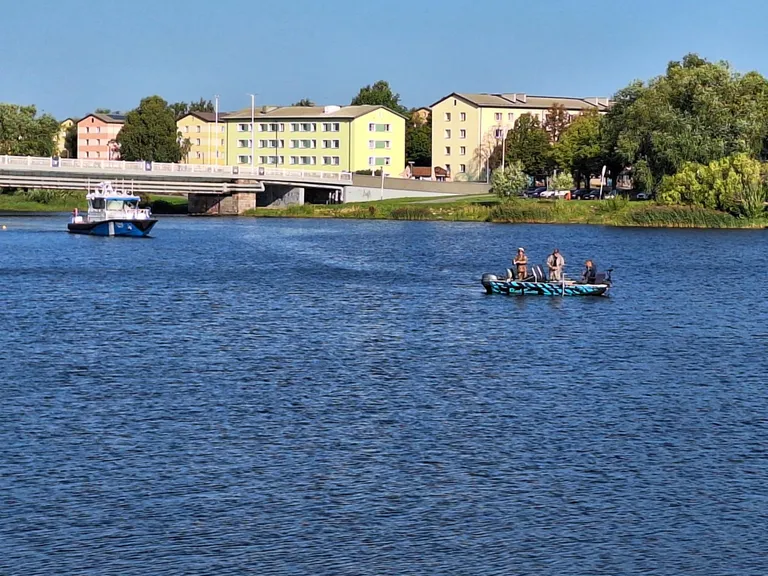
0,155,488,214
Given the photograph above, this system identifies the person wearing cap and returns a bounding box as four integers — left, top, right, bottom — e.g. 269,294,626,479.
513,247,528,280
547,248,565,281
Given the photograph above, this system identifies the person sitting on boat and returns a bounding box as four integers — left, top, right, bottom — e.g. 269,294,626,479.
581,259,597,284
547,248,565,281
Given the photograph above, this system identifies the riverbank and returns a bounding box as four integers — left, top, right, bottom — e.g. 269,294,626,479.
0,190,188,214
245,196,768,229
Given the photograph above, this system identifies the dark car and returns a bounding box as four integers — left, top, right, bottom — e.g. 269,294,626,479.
526,186,547,198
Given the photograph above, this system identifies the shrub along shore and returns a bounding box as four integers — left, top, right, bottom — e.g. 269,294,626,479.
245,196,768,229
0,190,188,214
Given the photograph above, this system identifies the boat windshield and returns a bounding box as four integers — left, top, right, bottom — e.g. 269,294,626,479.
105,199,139,210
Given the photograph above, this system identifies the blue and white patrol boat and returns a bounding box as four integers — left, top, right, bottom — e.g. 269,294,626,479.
67,181,157,237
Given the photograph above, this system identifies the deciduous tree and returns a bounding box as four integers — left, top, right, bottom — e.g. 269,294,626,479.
116,96,183,163
0,104,59,156
543,103,571,143
504,114,552,176
554,110,603,188
292,98,315,106
405,111,431,166
351,80,408,115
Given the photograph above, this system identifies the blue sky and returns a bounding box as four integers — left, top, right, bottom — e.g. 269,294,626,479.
3,0,767,119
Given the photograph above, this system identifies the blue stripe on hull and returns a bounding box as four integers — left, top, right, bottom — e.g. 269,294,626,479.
68,219,156,237
485,280,608,297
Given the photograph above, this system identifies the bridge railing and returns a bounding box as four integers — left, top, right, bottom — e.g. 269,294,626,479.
0,155,354,183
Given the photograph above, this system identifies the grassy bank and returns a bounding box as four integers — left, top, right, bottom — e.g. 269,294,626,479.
0,190,187,214
244,196,768,229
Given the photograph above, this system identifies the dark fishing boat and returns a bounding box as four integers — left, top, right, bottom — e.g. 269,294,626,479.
482,266,612,296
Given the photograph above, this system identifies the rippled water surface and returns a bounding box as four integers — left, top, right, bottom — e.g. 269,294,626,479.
2,214,768,575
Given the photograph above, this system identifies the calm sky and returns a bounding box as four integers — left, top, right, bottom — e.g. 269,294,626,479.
3,0,767,119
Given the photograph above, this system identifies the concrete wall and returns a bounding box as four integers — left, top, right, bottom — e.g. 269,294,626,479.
344,186,452,202
188,191,256,215
258,184,305,207
353,174,490,195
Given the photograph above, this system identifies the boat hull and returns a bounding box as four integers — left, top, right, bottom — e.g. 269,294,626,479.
482,274,609,296
67,219,157,237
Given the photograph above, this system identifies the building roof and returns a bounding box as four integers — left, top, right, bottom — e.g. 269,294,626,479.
178,111,228,123
433,92,611,111
225,104,406,121
80,113,126,124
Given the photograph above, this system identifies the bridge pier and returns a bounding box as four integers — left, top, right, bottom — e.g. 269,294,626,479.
259,184,305,207
188,191,256,215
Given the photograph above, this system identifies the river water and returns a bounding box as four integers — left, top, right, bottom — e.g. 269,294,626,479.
2,214,768,575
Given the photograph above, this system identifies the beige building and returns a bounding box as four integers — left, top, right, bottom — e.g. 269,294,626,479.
431,93,610,181
177,111,228,165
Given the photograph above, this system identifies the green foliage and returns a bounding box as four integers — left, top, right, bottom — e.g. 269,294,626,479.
657,153,766,217
292,99,315,106
390,206,431,220
550,171,574,191
64,123,78,158
117,96,183,163
543,103,571,143
504,114,552,176
491,161,527,199
605,54,768,189
350,80,408,115
0,104,59,156
170,98,214,120
554,110,603,186
405,112,431,166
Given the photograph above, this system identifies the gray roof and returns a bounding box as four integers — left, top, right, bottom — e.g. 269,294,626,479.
84,113,126,123
225,105,405,121
435,93,611,110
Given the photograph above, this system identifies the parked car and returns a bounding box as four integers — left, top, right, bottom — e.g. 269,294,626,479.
538,189,557,198
636,192,651,200
603,190,617,199
527,186,547,198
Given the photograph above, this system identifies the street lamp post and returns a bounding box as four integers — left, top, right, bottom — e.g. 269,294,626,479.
248,93,256,169
214,94,220,166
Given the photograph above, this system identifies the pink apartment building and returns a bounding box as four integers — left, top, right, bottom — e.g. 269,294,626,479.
77,113,125,160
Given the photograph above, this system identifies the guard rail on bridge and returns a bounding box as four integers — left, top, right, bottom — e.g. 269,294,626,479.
0,155,354,185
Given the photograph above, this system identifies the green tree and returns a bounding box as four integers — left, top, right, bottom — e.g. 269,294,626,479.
179,137,192,163
554,110,603,188
491,161,528,199
405,112,431,166
550,171,574,191
170,102,189,120
0,104,59,156
504,114,552,176
94,108,112,114
189,98,214,113
64,123,78,158
351,80,408,115
292,98,315,106
604,54,768,190
116,96,183,163
543,103,571,143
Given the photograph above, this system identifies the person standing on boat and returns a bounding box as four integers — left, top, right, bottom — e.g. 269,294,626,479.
547,248,565,281
581,259,597,283
513,247,528,280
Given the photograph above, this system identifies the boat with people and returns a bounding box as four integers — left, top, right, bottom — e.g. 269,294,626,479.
482,247,612,296
67,181,157,237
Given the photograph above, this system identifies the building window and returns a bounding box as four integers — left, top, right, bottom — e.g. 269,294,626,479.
444,129,451,139
290,156,317,165
238,155,252,164
290,139,316,149
460,146,466,155
291,123,316,132
508,113,514,121
183,126,189,133
237,123,251,132
445,146,451,156
322,156,340,165
494,129,503,139
259,155,284,164
259,139,284,148
460,112,466,121
495,113,502,121
196,152,202,159
368,157,391,166
196,126,201,133
453,99,457,106
322,122,340,132
322,139,340,149
368,140,391,149
446,163,451,173
238,139,252,148
459,129,466,139
444,112,451,121
220,125,226,132
85,127,90,134
368,123,391,132
459,164,466,173
85,139,90,146
95,127,101,133
259,123,284,132
196,138,201,145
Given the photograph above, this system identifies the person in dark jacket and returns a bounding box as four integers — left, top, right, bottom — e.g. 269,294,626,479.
581,259,597,283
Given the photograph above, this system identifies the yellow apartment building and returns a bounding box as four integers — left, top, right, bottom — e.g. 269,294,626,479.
56,118,75,157
176,111,228,165
224,105,405,173
431,93,611,181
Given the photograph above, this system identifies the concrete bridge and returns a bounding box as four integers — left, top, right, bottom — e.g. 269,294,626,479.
0,155,488,214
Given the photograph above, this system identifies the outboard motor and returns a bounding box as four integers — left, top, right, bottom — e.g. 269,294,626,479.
481,273,498,294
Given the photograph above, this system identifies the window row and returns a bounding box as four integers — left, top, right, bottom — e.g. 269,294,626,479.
236,155,342,166
236,139,341,149
443,164,467,173
236,122,341,133
443,129,467,139
443,146,467,156
182,125,225,133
